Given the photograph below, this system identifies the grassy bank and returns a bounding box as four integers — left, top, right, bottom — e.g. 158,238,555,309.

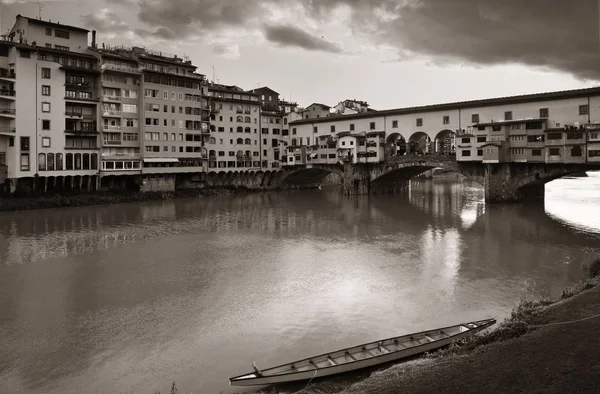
0,187,251,212
249,257,600,394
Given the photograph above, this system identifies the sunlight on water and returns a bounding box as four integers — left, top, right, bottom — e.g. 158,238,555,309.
545,172,600,236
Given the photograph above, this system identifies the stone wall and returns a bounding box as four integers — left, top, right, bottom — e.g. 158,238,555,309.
140,175,175,193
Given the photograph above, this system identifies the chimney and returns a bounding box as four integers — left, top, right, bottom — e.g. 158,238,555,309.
92,30,96,48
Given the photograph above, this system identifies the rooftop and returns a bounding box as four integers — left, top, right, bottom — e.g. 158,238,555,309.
290,86,600,126
16,14,90,33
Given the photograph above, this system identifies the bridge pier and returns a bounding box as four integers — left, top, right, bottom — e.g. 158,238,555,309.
483,163,587,203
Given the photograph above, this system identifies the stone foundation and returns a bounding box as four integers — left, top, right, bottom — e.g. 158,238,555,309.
140,175,175,193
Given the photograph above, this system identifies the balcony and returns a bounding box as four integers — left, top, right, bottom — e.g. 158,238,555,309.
60,64,101,75
0,127,16,135
0,89,16,99
103,140,122,145
0,108,16,117
65,128,98,135
103,110,122,117
101,64,141,74
0,68,16,80
103,125,122,131
65,95,99,103
65,81,91,89
103,95,122,102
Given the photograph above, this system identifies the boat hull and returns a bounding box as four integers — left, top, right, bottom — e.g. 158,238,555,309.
230,319,495,386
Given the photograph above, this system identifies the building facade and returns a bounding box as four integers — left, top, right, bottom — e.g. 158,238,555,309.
288,87,600,167
206,84,261,171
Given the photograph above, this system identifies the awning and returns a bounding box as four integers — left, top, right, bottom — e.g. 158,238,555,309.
311,153,318,158
143,158,179,163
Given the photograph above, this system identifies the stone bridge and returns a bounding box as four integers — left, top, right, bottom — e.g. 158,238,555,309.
276,155,600,203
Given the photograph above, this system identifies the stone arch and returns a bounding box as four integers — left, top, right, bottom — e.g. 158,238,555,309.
279,164,344,188
385,132,407,158
434,129,456,155
407,132,431,155
206,171,218,186
216,171,227,186
261,170,272,187
371,158,459,183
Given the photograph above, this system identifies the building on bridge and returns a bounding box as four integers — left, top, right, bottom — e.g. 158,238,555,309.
287,87,600,168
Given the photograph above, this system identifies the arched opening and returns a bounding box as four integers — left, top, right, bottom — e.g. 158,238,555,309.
236,126,243,133
244,138,251,144
236,115,243,122
244,116,251,123
408,132,431,155
236,138,243,144
434,129,456,155
244,127,251,133
209,136,216,144
385,133,407,157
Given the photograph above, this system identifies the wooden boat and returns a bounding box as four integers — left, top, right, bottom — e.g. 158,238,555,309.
229,318,496,387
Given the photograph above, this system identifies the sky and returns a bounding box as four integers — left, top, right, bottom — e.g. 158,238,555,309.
1,0,600,110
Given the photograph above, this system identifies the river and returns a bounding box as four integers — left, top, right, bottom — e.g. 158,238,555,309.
1,173,599,394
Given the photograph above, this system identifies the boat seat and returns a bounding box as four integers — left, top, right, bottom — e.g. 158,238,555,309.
425,335,435,342
439,331,450,338
378,344,391,353
327,356,337,366
345,351,358,361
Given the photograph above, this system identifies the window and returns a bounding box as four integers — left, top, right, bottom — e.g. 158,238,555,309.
571,145,583,157
350,124,355,131
54,45,69,51
20,51,30,58
41,68,51,78
20,137,30,151
392,120,398,128
461,137,470,143
531,149,542,156
42,120,50,130
41,85,51,96
313,126,317,133
416,118,422,127
20,154,30,171
504,111,512,120
549,148,560,156
45,28,52,36
539,108,549,118
462,150,471,157
579,105,589,115
55,29,70,39
330,125,335,133
471,114,479,123
443,116,449,124
41,102,50,112
477,149,483,156
370,122,376,130
476,136,486,143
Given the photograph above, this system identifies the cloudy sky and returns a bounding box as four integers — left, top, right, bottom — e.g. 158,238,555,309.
1,0,599,110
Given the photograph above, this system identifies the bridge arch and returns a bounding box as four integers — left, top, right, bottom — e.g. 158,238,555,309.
279,164,344,188
370,156,459,184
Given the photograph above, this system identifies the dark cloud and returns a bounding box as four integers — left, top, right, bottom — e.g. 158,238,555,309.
264,24,342,53
79,9,130,33
136,0,278,35
135,26,176,40
377,0,600,80
106,0,600,80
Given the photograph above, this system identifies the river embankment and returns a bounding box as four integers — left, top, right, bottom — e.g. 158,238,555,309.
0,187,256,212
254,258,600,394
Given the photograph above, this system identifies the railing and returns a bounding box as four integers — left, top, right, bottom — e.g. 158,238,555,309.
103,125,122,131
0,108,15,115
103,110,122,116
103,95,121,101
0,127,16,133
65,95,98,102
66,81,91,88
65,112,83,117
65,128,98,134
0,69,16,79
103,140,122,145
101,64,141,73
0,89,16,97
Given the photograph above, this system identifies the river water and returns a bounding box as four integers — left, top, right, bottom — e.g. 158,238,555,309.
1,173,599,394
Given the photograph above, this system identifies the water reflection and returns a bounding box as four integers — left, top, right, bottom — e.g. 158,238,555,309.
0,177,599,394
